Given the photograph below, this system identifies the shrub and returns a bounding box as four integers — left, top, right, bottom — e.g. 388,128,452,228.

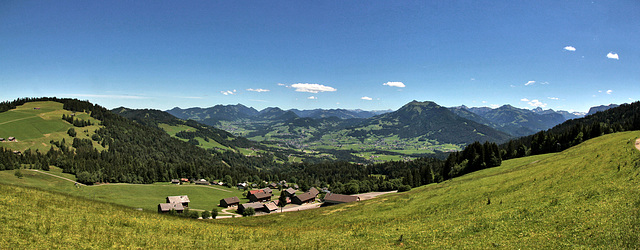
211,209,218,219
398,185,411,192
14,169,23,179
201,210,211,219
242,207,255,217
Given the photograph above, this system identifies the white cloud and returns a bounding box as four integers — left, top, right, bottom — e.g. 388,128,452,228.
564,46,576,51
527,99,547,108
606,90,613,94
598,90,603,93
607,52,619,60
383,81,405,88
246,88,270,92
221,90,236,95
525,80,536,86
277,83,286,86
361,96,373,101
520,98,530,102
540,81,549,85
490,104,500,108
307,96,317,100
482,101,487,104
470,78,476,81
548,97,559,100
291,83,337,93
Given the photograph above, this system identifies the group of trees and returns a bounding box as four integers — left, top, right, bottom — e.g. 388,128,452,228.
166,208,218,219
499,101,640,160
61,114,93,127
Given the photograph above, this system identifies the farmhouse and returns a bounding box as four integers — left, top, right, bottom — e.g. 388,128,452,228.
170,179,180,184
195,180,210,185
248,192,272,202
264,202,278,213
283,187,297,197
158,203,184,213
248,189,265,196
308,187,319,196
268,183,278,189
220,196,240,208
237,182,247,189
238,202,266,214
8,137,15,141
291,191,317,205
323,193,359,205
262,187,273,194
0,138,4,141
166,195,190,207
180,178,189,182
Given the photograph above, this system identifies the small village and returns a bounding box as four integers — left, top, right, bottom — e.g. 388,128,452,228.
157,179,363,218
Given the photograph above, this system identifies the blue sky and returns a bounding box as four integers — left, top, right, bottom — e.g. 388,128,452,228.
1,1,638,112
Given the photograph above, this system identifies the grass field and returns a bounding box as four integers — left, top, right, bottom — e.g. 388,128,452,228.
0,166,247,212
2,131,640,248
0,101,104,152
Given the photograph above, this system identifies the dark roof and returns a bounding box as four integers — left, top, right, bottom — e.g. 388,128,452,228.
284,187,296,195
195,180,210,185
167,195,190,203
221,196,240,204
294,192,316,203
158,203,184,212
263,187,272,193
251,192,271,199
309,187,319,196
241,202,265,210
324,193,358,203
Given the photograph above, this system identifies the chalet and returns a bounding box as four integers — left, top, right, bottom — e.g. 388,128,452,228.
211,181,219,185
8,137,15,141
220,196,240,208
238,202,265,214
170,179,180,184
293,184,299,189
0,138,4,141
264,202,278,213
263,187,273,195
248,189,265,196
195,180,210,185
158,203,184,213
248,192,272,202
166,195,190,207
283,187,297,197
323,193,359,205
180,178,189,182
291,191,317,205
237,182,247,189
268,183,278,189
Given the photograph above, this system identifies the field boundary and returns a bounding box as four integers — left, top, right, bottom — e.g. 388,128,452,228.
26,169,85,186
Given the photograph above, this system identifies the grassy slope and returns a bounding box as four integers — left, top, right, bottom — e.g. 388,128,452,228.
0,101,104,152
2,131,640,248
0,167,246,212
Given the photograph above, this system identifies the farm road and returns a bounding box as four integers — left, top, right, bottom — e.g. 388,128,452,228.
27,169,85,186
0,115,38,125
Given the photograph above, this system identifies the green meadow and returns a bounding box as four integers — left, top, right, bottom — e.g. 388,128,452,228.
0,101,104,152
2,131,640,248
0,166,246,212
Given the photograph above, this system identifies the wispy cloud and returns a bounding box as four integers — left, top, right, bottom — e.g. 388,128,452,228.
221,90,237,95
548,97,559,100
520,98,530,102
291,83,337,93
563,46,576,51
307,96,317,100
607,52,619,60
65,94,149,99
490,104,500,108
361,96,373,101
524,80,536,86
246,88,270,92
606,90,613,94
383,81,405,88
